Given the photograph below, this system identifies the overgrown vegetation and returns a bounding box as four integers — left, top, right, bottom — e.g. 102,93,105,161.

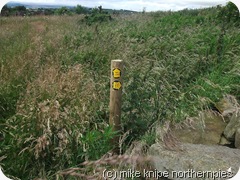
83,6,113,25
217,2,240,26
0,2,239,179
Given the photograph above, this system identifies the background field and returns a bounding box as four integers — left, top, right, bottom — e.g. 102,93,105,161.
0,3,240,179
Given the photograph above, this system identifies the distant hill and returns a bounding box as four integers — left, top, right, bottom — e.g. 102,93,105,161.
7,2,136,13
6,1,137,13
6,2,75,9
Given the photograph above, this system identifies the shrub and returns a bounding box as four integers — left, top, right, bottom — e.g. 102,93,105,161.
54,7,71,15
217,2,240,26
83,6,113,25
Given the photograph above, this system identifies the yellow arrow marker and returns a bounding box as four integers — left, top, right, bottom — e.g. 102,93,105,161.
112,81,122,90
113,68,121,78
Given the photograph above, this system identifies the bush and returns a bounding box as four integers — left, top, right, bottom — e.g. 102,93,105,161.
54,7,72,15
217,2,240,26
83,6,113,25
75,5,89,14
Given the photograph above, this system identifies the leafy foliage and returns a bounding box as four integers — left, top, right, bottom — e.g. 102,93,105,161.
75,5,88,14
1,5,27,16
54,7,72,15
83,6,113,25
217,2,240,26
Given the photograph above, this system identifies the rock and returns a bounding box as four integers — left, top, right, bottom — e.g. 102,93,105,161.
156,121,182,151
219,135,232,146
215,95,238,117
235,128,240,149
172,111,226,145
149,143,240,180
223,111,240,141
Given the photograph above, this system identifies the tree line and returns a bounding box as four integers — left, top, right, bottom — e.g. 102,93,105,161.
0,4,134,16
1,5,101,16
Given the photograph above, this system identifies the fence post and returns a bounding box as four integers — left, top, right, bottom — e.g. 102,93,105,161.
109,59,123,154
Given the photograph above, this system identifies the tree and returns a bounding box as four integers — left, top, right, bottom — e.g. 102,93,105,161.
142,7,146,14
83,6,113,25
217,2,240,26
15,6,26,12
75,5,88,14
13,6,27,16
55,7,69,15
98,5,102,13
1,5,10,16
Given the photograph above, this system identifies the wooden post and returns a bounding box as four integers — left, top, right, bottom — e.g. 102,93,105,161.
109,59,123,154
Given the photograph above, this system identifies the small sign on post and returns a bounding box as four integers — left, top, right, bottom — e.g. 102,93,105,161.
112,81,122,90
109,60,123,154
112,68,121,78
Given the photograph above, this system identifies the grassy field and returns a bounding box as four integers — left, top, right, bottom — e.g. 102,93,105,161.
0,4,240,179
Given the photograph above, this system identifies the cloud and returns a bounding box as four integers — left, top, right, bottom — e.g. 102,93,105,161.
59,0,228,11
55,0,228,11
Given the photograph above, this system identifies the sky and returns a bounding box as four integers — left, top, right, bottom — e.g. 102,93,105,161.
1,0,239,12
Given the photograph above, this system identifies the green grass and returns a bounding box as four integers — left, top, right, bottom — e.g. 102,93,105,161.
0,5,239,179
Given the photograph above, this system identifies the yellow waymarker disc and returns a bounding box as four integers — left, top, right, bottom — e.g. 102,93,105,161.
113,68,121,78
112,81,121,90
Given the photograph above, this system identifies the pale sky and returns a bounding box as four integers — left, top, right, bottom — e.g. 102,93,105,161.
1,0,238,12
